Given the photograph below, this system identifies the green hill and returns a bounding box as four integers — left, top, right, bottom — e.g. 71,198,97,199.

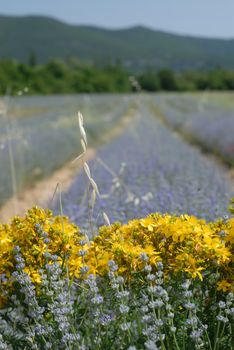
1,15,234,71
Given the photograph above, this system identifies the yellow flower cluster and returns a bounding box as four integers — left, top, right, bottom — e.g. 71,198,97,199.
88,213,234,287
0,207,233,307
0,207,87,304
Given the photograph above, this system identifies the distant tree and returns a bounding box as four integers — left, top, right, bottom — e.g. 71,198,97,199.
139,70,161,91
158,69,178,91
195,74,209,90
1,58,234,95
28,50,37,67
224,71,234,90
45,60,68,79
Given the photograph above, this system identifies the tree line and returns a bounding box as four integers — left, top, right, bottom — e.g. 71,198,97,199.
1,58,234,95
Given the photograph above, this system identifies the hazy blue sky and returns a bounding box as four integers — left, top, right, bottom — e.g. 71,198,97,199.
1,0,234,38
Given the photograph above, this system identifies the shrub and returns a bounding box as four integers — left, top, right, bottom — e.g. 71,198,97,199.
0,207,234,349
0,207,233,308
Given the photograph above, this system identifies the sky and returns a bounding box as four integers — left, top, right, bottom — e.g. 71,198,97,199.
1,0,234,38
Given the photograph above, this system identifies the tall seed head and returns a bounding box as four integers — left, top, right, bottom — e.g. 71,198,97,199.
84,162,91,180
103,212,111,226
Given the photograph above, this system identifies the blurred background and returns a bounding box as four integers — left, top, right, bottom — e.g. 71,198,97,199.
1,0,234,93
0,0,233,226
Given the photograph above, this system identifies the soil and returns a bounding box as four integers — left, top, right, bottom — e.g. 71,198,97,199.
0,149,96,223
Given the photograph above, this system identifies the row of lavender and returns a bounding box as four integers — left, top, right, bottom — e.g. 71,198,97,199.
59,103,232,234
0,94,134,206
152,94,234,166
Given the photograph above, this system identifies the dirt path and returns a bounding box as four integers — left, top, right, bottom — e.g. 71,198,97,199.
0,149,96,223
0,103,137,223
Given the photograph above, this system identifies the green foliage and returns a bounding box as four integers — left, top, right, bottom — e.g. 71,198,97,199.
28,50,37,67
0,59,132,95
158,69,178,91
138,70,161,91
1,59,234,94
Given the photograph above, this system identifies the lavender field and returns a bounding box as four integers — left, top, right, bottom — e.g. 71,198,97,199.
0,94,134,206
59,98,233,234
0,93,233,220
152,93,234,165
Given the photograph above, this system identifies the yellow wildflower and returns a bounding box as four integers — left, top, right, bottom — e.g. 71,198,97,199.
0,207,233,308
217,280,233,292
